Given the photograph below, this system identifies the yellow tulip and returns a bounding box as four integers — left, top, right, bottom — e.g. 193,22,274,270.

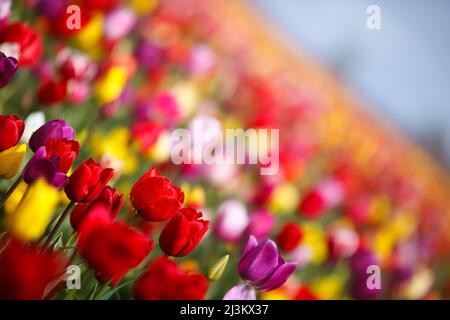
260,289,290,300
90,127,137,175
185,185,206,208
74,13,104,57
311,275,345,300
301,222,328,264
147,131,171,163
129,0,159,15
0,144,26,179
6,178,60,242
93,66,128,104
3,181,27,215
268,182,299,215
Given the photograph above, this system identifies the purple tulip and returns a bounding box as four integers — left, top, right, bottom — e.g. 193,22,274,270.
35,0,66,19
22,146,68,189
238,236,297,291
29,119,75,152
349,249,382,299
349,249,379,276
223,236,297,300
134,40,163,71
246,210,276,240
223,283,256,300
0,51,17,89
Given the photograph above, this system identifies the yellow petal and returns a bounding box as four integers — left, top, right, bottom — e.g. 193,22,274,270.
0,144,27,179
6,178,59,242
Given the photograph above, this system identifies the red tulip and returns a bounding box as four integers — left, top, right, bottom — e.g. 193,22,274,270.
133,256,208,300
37,79,67,106
0,22,43,67
77,207,154,285
298,190,326,219
130,167,184,222
276,222,303,253
294,286,318,300
70,186,123,230
0,114,24,151
82,0,118,12
159,207,209,257
64,158,114,203
0,239,67,299
45,138,79,173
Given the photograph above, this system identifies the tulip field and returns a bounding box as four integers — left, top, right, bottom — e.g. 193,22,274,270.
0,0,450,301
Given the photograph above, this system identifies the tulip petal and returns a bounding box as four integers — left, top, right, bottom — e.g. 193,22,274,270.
223,283,256,300
256,262,298,292
238,239,279,282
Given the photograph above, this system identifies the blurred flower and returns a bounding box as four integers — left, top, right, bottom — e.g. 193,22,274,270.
104,7,136,41
0,0,11,29
90,127,137,175
188,44,216,77
77,207,154,285
133,256,208,300
349,249,382,299
293,286,318,300
93,65,128,104
130,0,159,15
298,222,328,264
276,222,303,253
67,79,90,104
326,226,359,261
0,114,24,151
134,39,163,71
214,199,249,243
246,210,276,240
58,49,94,80
0,239,66,299
74,13,103,56
147,130,172,163
70,186,123,230
84,0,118,11
299,179,344,219
64,158,114,203
29,119,75,152
130,167,184,221
311,274,345,300
0,22,42,67
184,185,206,209
159,207,209,257
0,51,17,89
268,182,299,214
5,178,60,241
238,236,297,291
0,143,26,179
131,121,164,154
20,111,45,144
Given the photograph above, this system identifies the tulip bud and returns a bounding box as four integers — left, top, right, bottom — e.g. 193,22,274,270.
207,255,229,281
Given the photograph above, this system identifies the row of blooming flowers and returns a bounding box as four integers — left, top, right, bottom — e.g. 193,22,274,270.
0,0,448,300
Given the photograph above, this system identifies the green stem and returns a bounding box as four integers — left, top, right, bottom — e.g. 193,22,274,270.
0,176,22,209
44,201,76,247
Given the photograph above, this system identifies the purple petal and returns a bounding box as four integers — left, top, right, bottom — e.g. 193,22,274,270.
242,235,258,257
23,158,56,185
238,239,280,282
223,284,256,300
255,262,298,292
51,172,69,190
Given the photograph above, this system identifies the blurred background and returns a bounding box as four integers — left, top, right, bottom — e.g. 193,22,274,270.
251,0,450,169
